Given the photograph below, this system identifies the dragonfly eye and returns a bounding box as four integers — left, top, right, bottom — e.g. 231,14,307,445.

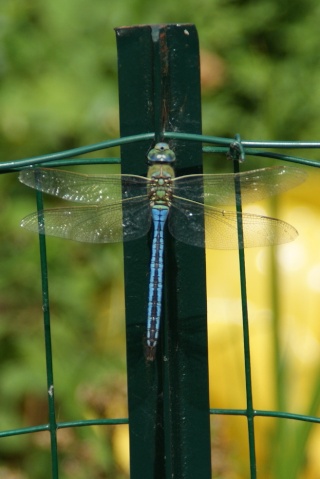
147,142,176,164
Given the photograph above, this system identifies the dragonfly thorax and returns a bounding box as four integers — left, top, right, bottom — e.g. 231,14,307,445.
148,169,174,207
147,144,176,208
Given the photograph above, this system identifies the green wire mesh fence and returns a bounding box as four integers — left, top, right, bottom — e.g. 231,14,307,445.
0,132,319,478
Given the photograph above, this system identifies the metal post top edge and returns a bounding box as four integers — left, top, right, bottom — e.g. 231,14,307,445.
115,23,196,37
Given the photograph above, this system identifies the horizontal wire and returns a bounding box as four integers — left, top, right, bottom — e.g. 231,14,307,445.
210,408,320,424
2,132,320,172
0,417,129,438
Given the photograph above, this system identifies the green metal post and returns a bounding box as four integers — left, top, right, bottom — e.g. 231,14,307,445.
116,24,211,478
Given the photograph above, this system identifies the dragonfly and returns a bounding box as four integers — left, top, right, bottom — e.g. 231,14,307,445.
19,142,306,360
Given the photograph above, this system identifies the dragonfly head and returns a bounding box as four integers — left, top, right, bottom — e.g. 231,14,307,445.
147,143,176,164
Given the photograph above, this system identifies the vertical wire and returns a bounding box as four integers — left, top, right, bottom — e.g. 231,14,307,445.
35,186,59,479
232,146,257,479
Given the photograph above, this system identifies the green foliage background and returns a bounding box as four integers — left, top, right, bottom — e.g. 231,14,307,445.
1,0,320,478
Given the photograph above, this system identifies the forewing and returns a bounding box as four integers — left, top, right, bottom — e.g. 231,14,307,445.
19,168,148,204
169,197,298,249
173,166,306,206
20,196,151,243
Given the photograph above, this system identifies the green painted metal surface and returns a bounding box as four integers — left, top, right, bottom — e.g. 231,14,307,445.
116,24,212,479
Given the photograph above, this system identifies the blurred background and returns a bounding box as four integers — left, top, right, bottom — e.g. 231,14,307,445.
1,0,320,478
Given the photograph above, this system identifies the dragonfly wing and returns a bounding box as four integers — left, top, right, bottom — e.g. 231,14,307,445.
19,168,148,204
169,197,298,249
21,196,151,243
173,166,306,206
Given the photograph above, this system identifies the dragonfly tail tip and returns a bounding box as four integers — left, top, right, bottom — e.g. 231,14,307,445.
146,346,157,361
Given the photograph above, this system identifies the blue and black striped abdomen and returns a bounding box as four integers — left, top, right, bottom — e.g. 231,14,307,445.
146,206,169,360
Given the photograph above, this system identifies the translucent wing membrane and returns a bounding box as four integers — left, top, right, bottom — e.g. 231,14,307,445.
19,164,305,248
19,168,148,204
169,197,298,249
20,197,151,243
173,166,306,206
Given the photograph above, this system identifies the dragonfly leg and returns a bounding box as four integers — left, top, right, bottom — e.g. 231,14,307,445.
146,207,169,360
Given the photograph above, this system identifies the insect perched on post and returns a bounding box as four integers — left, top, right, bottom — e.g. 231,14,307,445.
19,142,306,360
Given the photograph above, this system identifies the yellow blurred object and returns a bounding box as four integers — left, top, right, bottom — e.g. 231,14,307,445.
207,173,320,477
113,425,130,475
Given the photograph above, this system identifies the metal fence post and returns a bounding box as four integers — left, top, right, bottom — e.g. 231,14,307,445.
116,23,211,478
